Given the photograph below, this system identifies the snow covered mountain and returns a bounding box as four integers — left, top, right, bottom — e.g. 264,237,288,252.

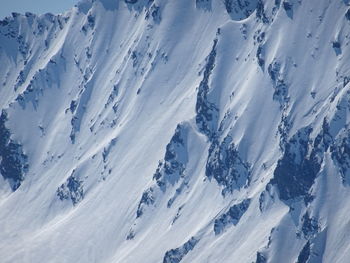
1,0,350,262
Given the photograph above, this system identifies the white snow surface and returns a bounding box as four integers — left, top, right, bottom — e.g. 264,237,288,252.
0,0,350,262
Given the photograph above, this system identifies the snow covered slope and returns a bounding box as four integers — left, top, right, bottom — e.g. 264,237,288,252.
1,0,350,262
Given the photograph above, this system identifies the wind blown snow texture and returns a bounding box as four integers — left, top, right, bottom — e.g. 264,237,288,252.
1,0,350,262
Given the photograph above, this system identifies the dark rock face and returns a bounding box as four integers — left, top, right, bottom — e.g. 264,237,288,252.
268,60,280,83
124,0,154,11
256,252,267,263
224,0,258,20
57,172,84,205
136,188,155,218
283,1,293,18
0,20,9,26
70,100,77,113
196,38,251,197
146,4,161,23
327,92,350,185
346,9,350,20
268,60,289,108
136,124,188,217
153,124,187,191
206,135,250,195
87,15,95,28
195,39,219,139
70,83,94,143
126,229,135,240
102,138,117,162
301,212,319,239
272,127,321,202
313,118,332,152
273,80,288,106
196,0,212,10
332,41,342,56
331,131,350,184
283,1,292,11
256,45,265,68
82,14,95,33
297,241,310,263
214,199,250,235
256,0,269,23
0,110,29,191
163,237,198,263
105,85,119,109
273,89,350,203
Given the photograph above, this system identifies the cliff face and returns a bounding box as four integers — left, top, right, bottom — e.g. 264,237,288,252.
1,1,350,262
